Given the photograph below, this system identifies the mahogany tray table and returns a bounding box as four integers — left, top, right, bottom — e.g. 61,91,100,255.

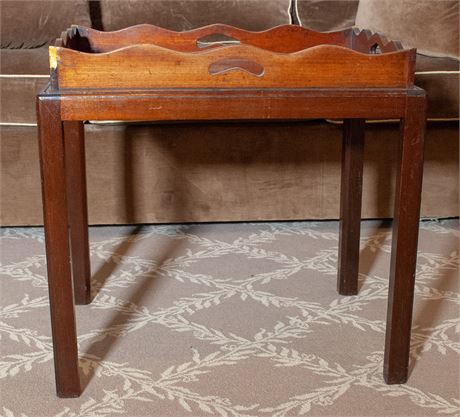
36,24,426,397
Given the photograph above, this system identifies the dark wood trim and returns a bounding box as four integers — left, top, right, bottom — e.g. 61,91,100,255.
47,88,418,121
36,96,81,397
384,94,426,384
337,119,365,295
64,121,91,305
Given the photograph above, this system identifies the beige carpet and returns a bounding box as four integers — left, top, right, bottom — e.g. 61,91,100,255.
0,219,459,417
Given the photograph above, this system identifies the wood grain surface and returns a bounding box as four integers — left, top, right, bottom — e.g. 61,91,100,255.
38,23,424,396
66,24,353,53
51,43,414,89
53,88,418,121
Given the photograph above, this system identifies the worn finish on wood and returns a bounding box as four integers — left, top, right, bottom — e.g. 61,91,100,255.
55,88,412,122
337,119,365,295
79,24,351,53
68,24,353,53
57,24,404,55
50,44,414,90
50,24,415,90
36,97,80,397
37,24,427,396
64,121,91,305
50,23,414,91
384,95,426,384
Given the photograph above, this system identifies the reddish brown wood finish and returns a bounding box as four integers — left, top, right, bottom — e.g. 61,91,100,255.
352,29,403,54
71,24,352,53
37,86,426,396
64,121,91,305
338,119,365,295
384,95,426,384
50,44,414,90
59,24,404,55
55,88,410,122
36,97,80,397
37,24,427,397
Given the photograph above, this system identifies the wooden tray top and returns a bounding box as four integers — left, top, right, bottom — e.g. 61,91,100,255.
49,24,415,90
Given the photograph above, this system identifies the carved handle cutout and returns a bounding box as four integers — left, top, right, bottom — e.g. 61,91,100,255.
208,58,264,77
370,43,382,54
197,34,241,49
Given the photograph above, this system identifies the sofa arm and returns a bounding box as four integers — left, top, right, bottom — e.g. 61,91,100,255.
1,1,91,49
295,0,359,31
355,0,459,60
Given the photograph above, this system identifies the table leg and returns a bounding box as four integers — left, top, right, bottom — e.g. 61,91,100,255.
37,97,81,397
337,119,365,295
384,94,426,384
64,121,91,305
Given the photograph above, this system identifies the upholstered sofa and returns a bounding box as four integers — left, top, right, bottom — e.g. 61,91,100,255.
1,0,458,225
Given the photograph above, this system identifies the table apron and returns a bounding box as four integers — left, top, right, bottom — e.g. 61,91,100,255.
58,93,409,121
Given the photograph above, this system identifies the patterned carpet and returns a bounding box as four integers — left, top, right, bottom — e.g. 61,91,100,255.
0,219,459,417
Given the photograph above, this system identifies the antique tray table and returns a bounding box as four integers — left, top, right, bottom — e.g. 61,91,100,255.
36,24,426,397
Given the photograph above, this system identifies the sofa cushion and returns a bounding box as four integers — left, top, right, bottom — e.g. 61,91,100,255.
415,55,459,120
99,0,292,31
1,1,91,48
0,47,49,125
355,0,459,59
296,0,359,31
1,76,49,124
1,48,49,75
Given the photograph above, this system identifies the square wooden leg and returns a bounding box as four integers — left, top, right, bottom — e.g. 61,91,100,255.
64,121,91,305
384,94,426,384
337,119,365,295
37,96,81,397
